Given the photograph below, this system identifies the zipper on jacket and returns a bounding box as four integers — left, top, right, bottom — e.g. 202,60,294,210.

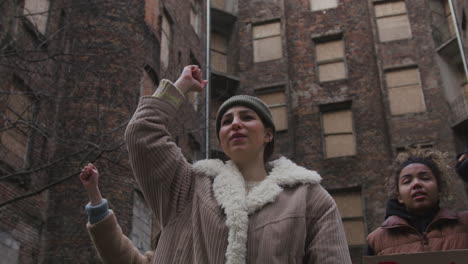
421,232,429,250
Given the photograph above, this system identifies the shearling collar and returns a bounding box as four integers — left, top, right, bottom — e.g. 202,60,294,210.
193,156,321,264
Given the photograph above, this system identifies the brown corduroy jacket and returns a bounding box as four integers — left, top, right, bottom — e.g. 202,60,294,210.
87,80,351,264
367,208,468,255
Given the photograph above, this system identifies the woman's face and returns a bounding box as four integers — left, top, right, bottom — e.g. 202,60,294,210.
397,163,439,215
218,106,272,163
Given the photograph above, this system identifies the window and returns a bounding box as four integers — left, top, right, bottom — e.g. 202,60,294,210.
160,12,172,69
257,90,288,131
310,0,338,11
315,38,346,82
212,0,225,10
331,191,366,247
190,0,202,35
322,108,356,158
130,191,153,253
211,32,228,73
0,82,34,168
140,65,159,96
23,0,50,35
374,1,412,42
144,0,159,34
0,232,20,264
396,143,433,154
385,68,426,115
253,22,282,63
443,0,456,37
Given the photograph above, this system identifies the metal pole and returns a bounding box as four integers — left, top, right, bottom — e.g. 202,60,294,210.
205,0,211,159
449,0,468,80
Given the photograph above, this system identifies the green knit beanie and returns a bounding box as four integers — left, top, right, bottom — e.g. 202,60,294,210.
215,95,276,161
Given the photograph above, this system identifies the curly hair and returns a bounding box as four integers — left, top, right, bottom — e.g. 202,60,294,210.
386,148,450,200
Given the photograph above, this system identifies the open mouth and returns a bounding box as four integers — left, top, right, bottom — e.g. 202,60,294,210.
412,191,427,200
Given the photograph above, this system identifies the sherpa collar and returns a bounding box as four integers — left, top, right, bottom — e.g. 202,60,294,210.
192,157,321,264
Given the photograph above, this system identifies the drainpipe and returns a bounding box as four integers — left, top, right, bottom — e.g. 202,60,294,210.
205,0,211,159
449,0,468,79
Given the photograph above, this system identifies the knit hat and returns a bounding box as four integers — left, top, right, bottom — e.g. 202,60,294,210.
215,95,276,161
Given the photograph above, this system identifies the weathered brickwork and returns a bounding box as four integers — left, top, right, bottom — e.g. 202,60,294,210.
1,0,468,263
0,0,205,263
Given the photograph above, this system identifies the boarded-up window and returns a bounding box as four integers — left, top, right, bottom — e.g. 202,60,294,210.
310,0,338,11
322,109,356,158
211,0,225,10
190,0,202,35
315,39,346,82
23,0,50,34
257,91,288,131
1,87,33,168
130,192,153,253
375,1,412,42
385,68,426,115
161,13,171,69
443,0,456,37
332,191,366,246
0,232,20,264
144,0,159,34
253,22,282,63
211,33,228,73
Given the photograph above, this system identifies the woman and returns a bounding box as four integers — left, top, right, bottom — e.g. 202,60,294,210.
84,65,351,263
367,148,468,256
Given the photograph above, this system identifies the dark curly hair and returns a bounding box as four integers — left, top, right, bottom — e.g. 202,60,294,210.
386,148,450,200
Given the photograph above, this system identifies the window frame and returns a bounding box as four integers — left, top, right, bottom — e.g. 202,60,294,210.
314,37,347,83
255,87,289,132
252,20,283,63
320,101,356,159
309,0,339,12
329,187,367,248
374,0,412,42
384,66,426,116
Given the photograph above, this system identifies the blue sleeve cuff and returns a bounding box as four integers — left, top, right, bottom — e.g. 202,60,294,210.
85,199,110,224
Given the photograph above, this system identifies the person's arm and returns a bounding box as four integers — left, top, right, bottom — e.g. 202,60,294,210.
456,150,468,182
304,186,352,264
124,65,207,228
79,164,152,264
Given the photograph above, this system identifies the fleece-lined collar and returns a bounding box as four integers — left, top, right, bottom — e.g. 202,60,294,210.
193,157,321,264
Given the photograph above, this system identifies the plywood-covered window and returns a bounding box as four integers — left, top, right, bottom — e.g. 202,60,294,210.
211,32,228,73
1,87,33,168
23,0,50,34
160,13,172,69
332,191,366,246
257,91,288,131
310,0,338,11
443,0,456,37
315,39,346,82
144,0,159,34
211,0,225,10
253,22,282,63
190,0,202,35
385,68,426,115
130,191,153,253
374,1,412,42
322,109,356,158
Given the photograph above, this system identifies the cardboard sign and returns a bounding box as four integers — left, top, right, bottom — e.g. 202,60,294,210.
363,249,468,264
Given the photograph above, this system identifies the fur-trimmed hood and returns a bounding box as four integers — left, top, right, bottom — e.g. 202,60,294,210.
192,157,321,264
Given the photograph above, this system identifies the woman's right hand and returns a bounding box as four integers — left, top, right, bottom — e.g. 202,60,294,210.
79,163,103,205
174,65,208,94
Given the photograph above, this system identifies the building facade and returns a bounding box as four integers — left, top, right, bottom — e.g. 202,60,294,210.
1,0,468,263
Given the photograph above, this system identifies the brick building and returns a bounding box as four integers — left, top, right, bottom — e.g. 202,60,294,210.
1,0,468,263
0,0,205,263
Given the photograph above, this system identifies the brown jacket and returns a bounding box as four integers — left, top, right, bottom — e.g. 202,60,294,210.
367,208,468,255
88,80,351,264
